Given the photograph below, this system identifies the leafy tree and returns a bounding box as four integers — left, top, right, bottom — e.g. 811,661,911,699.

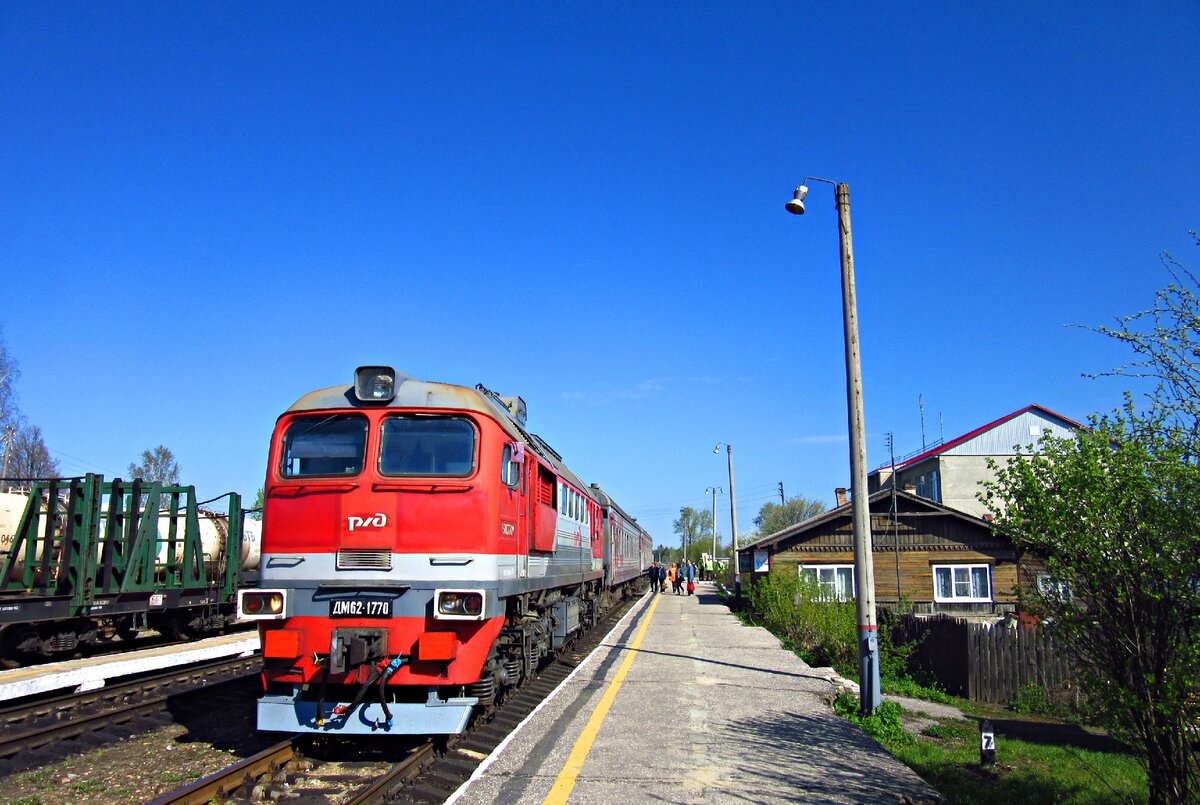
981,405,1200,804
127,445,181,486
673,506,714,562
753,496,826,536
250,487,265,521
1089,231,1200,448
7,425,59,478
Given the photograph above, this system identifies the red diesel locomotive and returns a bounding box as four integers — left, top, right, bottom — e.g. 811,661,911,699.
238,366,652,735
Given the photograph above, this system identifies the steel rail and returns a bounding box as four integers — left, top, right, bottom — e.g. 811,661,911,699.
0,654,260,761
145,739,298,805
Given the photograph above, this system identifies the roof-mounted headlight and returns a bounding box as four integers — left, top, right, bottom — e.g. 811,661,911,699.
355,366,396,403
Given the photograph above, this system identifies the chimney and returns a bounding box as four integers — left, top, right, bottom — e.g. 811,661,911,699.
835,487,848,507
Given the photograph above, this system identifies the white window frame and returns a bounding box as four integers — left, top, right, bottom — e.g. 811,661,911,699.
932,563,992,603
799,564,856,601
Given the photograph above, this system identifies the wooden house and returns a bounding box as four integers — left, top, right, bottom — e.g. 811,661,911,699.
738,489,1025,617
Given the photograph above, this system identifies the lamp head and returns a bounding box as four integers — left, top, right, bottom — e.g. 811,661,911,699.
785,185,808,215
713,444,721,454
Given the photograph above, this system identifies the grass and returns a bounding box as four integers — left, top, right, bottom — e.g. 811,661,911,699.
870,708,1148,804
69,780,107,795
724,579,1149,803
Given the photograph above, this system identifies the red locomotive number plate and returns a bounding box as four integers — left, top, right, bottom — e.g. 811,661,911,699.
329,599,392,618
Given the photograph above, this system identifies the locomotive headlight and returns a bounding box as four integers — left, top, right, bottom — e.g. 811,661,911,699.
435,590,485,620
238,590,287,620
355,366,396,403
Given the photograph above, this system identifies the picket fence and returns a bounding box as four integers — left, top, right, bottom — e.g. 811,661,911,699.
893,613,1076,704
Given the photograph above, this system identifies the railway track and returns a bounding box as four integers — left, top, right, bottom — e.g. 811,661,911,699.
147,738,434,805
152,593,644,804
0,653,261,773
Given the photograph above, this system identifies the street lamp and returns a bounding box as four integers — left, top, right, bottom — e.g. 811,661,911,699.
679,506,690,561
713,443,739,596
705,486,723,568
786,176,882,715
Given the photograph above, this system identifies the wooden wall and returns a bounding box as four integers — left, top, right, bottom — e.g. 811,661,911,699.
744,494,1021,614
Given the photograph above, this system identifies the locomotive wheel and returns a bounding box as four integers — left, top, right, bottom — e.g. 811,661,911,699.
115,622,140,641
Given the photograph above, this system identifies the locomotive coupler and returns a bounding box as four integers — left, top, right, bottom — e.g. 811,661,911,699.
328,627,387,674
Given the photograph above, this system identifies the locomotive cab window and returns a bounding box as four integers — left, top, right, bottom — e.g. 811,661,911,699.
380,416,476,477
281,414,368,477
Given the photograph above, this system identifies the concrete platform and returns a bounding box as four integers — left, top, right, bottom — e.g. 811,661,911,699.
448,582,943,804
0,631,260,701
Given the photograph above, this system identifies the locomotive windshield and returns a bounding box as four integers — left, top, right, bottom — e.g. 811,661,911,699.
280,414,368,477
380,416,476,477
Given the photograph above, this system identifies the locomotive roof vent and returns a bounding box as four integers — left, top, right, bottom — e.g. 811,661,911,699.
498,395,527,427
354,365,397,403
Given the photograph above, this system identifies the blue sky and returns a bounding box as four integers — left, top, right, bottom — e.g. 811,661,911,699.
2,3,1197,548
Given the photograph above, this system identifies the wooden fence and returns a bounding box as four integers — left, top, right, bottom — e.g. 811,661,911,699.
893,613,1076,704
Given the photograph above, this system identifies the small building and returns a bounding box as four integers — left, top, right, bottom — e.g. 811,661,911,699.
868,404,1083,518
738,489,1023,617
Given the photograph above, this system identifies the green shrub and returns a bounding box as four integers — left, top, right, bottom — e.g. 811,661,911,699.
745,571,857,674
743,571,960,708
833,692,913,746
1009,682,1075,719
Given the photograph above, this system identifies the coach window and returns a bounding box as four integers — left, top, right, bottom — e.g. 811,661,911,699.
281,414,368,478
380,416,476,477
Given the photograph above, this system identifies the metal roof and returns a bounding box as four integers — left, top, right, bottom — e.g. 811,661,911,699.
739,488,992,553
876,404,1085,473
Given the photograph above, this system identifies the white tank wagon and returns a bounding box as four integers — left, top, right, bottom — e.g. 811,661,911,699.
148,508,261,574
0,490,59,584
0,492,262,583
0,475,260,663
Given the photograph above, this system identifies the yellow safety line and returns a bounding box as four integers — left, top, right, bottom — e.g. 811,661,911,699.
542,593,660,805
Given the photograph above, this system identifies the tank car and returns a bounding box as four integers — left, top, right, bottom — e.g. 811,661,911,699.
238,367,652,736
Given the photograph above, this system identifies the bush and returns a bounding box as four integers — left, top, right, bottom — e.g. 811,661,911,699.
745,571,857,675
833,693,912,746
1009,682,1076,719
743,571,944,694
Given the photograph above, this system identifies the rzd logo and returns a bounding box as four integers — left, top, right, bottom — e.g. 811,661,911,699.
347,513,387,531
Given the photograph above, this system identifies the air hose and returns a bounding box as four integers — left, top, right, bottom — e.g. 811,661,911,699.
332,654,406,722
332,664,383,718
315,660,331,727
376,655,406,729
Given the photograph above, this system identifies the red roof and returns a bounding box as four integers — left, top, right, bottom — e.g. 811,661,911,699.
887,404,1085,472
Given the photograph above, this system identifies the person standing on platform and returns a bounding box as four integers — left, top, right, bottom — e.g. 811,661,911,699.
686,560,696,595
668,563,677,594
658,562,667,593
647,563,658,594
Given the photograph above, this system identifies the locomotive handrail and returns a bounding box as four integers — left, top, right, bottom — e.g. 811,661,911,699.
272,483,360,497
370,482,472,493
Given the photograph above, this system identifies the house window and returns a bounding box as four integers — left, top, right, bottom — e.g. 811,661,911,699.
800,565,855,601
933,564,991,602
1036,573,1071,601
